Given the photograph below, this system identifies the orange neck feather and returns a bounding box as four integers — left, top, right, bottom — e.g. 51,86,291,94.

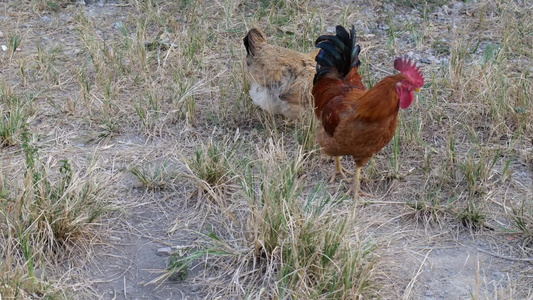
355,74,406,121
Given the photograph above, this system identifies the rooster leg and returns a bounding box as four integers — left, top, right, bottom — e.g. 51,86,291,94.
348,167,374,202
352,166,362,203
329,156,354,183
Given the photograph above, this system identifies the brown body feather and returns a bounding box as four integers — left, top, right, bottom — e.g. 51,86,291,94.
313,70,407,166
243,28,317,119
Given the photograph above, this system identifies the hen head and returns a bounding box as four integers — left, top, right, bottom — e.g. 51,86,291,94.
394,57,424,109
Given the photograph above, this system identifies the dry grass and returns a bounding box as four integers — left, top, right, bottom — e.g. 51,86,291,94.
0,0,532,298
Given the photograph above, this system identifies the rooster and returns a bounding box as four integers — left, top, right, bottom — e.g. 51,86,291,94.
243,28,317,119
313,25,424,201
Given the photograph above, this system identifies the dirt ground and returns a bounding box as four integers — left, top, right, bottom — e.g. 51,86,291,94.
1,0,532,299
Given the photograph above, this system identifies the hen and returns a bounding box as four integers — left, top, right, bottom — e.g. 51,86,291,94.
312,25,424,201
243,28,317,119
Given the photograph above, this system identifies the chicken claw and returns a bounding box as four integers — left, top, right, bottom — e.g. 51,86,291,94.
329,156,354,183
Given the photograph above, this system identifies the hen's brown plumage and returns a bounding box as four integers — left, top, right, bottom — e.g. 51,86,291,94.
243,28,317,119
313,25,424,201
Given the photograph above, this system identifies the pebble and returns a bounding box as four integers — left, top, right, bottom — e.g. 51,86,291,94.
41,36,51,45
453,2,464,10
0,31,4,38
190,285,200,293
65,48,82,56
492,271,503,278
157,247,172,256
41,15,52,23
379,24,390,31
59,14,74,23
34,268,42,278
112,22,123,30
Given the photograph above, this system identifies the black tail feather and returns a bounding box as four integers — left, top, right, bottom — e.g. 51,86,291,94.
313,25,361,84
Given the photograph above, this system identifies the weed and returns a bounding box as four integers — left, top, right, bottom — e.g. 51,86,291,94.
406,190,449,225
0,127,111,297
240,149,376,298
0,83,33,147
457,201,486,230
36,43,61,84
2,128,110,249
459,147,500,197
294,112,319,155
385,13,398,51
432,40,450,55
509,197,533,239
7,34,22,60
166,252,189,282
185,137,243,200
130,163,177,190
0,104,27,147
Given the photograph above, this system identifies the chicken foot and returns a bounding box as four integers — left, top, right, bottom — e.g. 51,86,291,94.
347,166,374,202
329,156,354,183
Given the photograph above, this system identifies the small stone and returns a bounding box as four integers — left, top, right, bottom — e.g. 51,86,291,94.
60,14,74,23
0,31,4,38
33,268,44,279
77,143,84,147
41,36,51,45
112,22,123,30
420,58,431,64
190,285,200,293
41,15,52,23
492,271,503,278
157,247,172,256
326,26,335,34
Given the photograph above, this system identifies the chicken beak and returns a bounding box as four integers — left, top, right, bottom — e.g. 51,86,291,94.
414,88,421,92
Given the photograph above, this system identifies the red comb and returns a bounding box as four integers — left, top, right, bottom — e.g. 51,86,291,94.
394,57,424,88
